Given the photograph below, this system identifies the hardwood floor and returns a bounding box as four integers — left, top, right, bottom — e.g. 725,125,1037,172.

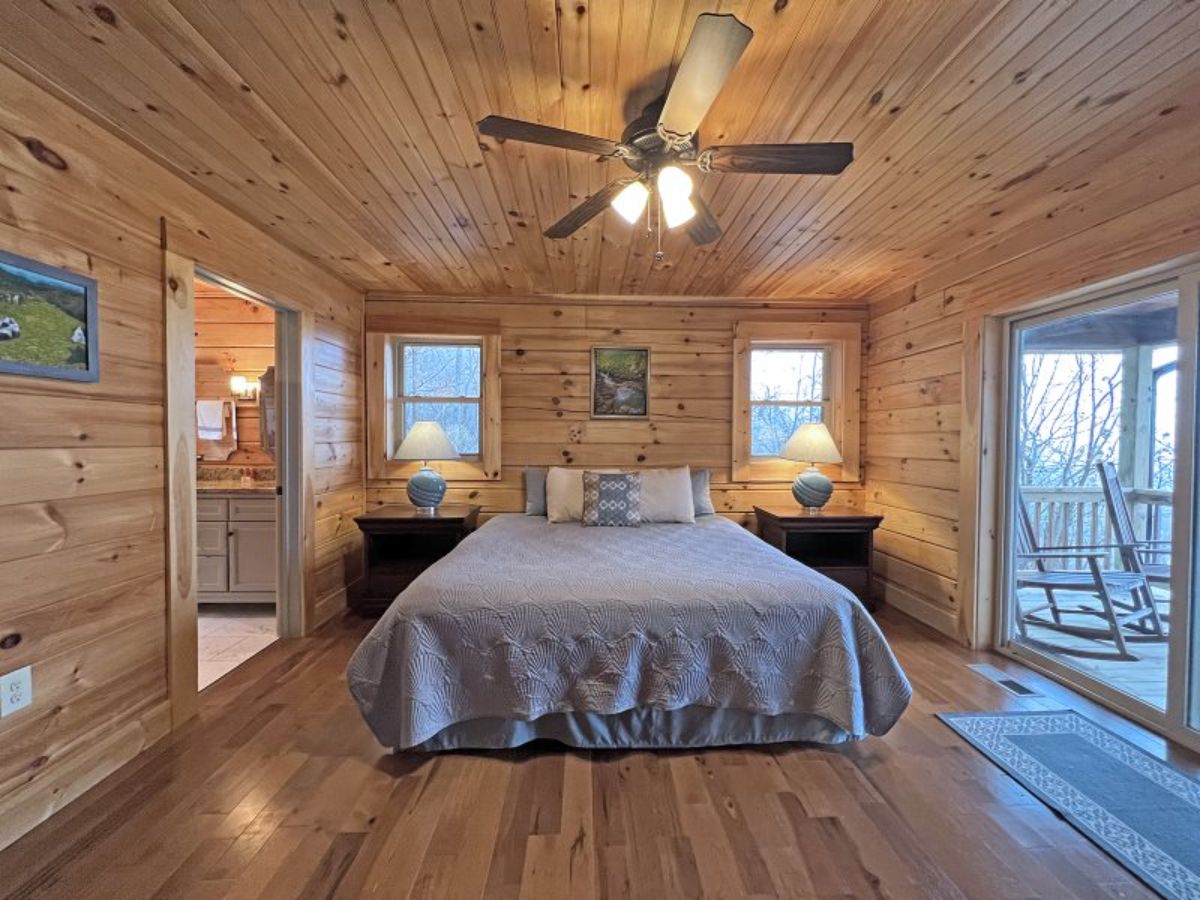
2,610,1195,900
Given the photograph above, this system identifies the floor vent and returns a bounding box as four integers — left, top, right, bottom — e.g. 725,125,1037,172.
968,664,1042,697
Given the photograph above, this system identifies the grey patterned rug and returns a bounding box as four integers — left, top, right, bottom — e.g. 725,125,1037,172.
939,710,1200,900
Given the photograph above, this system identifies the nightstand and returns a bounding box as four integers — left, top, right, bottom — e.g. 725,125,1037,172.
754,506,883,609
352,504,480,615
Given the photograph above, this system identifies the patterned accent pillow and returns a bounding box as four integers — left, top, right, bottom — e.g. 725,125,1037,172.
581,472,642,527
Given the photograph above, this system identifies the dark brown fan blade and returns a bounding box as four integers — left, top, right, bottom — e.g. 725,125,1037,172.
478,115,622,157
544,179,634,239
686,195,722,246
701,143,853,174
658,14,753,142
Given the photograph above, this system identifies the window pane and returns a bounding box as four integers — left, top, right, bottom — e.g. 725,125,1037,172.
403,401,480,455
750,348,824,402
750,403,822,456
1151,344,1178,368
1151,367,1176,491
403,344,480,398
1019,351,1123,488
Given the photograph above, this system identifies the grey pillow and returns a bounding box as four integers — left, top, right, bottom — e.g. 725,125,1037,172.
524,466,547,515
691,468,715,516
582,472,642,527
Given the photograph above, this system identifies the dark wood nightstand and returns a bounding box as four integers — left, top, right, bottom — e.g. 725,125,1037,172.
754,506,883,609
352,504,480,615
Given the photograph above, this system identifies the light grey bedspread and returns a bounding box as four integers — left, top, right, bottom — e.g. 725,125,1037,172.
347,515,911,749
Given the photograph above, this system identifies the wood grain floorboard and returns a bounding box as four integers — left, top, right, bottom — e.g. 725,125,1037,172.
1,609,1195,900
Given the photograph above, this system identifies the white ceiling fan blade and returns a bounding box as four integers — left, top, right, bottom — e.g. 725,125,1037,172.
658,14,753,145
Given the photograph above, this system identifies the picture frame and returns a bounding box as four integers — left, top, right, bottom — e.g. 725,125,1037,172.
0,248,99,382
591,346,650,419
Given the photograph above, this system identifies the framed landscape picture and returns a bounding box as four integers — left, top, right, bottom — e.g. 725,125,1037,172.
0,249,99,382
591,346,649,419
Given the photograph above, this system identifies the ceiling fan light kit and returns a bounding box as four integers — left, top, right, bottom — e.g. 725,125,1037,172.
476,13,854,253
611,180,650,225
654,165,696,229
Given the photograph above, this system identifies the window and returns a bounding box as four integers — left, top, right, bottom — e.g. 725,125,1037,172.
366,330,500,481
1150,343,1178,491
732,322,861,482
749,347,829,456
394,341,482,456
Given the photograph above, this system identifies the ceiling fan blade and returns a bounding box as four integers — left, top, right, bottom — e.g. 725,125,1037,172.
700,143,854,174
544,179,634,239
658,14,753,143
478,115,622,157
686,195,722,246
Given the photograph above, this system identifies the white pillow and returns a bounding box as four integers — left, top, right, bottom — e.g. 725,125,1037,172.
639,467,696,523
546,467,618,522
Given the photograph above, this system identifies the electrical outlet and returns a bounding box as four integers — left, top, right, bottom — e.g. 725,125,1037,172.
0,666,33,717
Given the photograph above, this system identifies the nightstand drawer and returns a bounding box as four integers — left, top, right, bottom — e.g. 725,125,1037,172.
814,566,870,599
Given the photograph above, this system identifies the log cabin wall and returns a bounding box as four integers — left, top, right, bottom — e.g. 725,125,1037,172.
0,63,364,850
864,161,1200,645
364,295,869,521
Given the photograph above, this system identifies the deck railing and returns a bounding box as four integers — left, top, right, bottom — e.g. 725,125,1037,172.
1021,486,1173,569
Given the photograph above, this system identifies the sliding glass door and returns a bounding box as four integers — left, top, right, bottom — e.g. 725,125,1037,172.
998,270,1199,748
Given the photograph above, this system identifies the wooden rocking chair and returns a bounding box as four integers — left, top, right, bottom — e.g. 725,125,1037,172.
1014,492,1163,660
1096,462,1172,631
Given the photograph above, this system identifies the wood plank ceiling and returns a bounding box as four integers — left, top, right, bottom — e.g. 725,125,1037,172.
2,1,1197,298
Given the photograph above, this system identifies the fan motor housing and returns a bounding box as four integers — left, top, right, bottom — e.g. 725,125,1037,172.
620,98,697,173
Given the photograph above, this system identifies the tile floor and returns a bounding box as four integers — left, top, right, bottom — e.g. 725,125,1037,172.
197,604,277,689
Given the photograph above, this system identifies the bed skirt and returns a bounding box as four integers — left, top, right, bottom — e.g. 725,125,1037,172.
409,706,857,752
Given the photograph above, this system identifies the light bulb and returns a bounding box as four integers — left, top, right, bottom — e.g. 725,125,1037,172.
229,375,248,396
656,165,693,203
611,181,649,224
661,194,696,229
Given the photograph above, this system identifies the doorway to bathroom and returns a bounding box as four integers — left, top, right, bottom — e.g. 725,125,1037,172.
191,269,304,690
193,275,279,688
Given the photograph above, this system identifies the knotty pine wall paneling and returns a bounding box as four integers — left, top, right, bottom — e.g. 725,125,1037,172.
0,62,364,851
364,295,869,522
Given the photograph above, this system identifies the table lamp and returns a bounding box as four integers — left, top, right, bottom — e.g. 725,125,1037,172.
781,422,842,511
395,420,459,513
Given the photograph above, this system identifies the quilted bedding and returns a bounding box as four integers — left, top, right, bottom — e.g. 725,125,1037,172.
347,514,911,749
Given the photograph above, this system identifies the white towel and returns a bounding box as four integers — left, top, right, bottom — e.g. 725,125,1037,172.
196,400,226,440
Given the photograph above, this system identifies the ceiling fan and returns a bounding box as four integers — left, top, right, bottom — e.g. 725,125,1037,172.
476,13,853,251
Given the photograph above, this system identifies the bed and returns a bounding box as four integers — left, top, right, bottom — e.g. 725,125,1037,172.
347,514,911,751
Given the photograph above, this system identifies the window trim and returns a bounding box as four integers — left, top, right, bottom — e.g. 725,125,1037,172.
732,322,861,483
366,330,501,483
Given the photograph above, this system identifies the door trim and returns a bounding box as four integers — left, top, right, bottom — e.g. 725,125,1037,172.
163,257,309,728
163,250,199,728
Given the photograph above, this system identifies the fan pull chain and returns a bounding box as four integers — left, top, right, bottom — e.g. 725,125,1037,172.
654,187,665,262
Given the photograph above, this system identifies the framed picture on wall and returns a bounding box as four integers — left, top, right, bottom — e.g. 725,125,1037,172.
591,346,650,419
0,248,99,382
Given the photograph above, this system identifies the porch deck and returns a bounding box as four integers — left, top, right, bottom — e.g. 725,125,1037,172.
1021,615,1168,710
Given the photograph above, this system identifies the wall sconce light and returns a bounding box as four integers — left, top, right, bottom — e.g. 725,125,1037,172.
229,374,258,400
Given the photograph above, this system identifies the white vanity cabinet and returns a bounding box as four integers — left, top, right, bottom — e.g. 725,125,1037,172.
197,492,276,604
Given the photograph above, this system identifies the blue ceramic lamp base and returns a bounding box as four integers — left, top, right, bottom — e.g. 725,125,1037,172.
406,465,447,512
792,465,833,511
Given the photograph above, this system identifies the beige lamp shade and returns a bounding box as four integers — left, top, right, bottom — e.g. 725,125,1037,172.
395,420,460,462
781,422,842,465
